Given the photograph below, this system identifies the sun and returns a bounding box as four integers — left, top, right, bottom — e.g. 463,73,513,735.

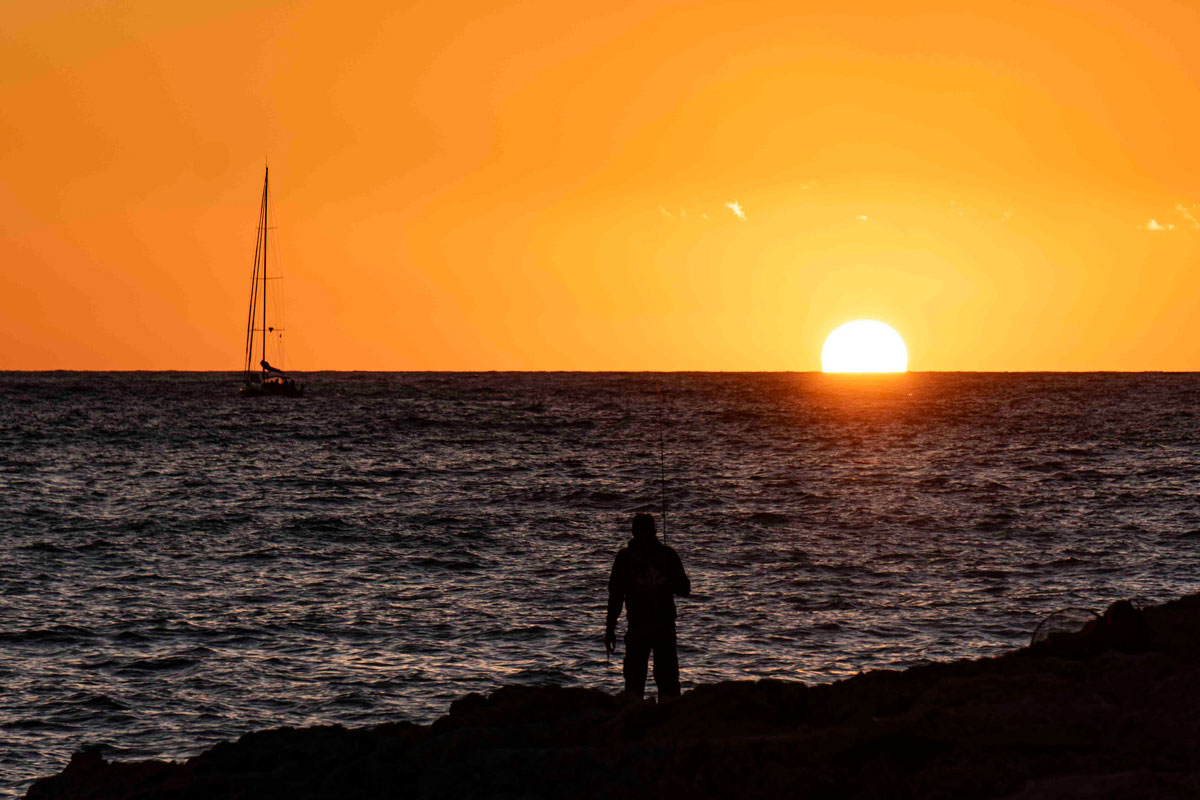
821,320,908,373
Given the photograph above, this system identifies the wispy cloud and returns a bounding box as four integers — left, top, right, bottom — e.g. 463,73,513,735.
1175,203,1200,230
1138,202,1200,232
657,201,739,224
949,200,1013,223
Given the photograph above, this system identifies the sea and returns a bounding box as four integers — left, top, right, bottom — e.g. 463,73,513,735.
3,371,1199,795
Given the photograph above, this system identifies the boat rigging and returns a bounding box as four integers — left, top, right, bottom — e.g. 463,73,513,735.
240,166,302,397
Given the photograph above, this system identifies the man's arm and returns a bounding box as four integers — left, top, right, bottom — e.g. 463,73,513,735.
669,549,691,597
605,552,625,632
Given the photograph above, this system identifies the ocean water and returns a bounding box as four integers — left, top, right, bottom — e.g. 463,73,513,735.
3,371,1200,795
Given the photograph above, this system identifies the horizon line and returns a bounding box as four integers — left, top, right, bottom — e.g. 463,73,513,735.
4,369,1200,375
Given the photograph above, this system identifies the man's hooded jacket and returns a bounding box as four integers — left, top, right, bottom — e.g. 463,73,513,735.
606,535,690,632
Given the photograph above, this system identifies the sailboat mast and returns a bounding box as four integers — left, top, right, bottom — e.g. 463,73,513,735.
261,166,269,373
243,173,267,382
239,165,300,396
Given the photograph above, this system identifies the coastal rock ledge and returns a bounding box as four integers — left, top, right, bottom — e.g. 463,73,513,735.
28,593,1200,800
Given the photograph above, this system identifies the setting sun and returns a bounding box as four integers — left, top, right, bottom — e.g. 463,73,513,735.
821,320,908,373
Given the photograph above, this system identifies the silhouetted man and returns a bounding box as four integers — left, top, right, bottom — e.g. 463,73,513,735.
605,513,691,699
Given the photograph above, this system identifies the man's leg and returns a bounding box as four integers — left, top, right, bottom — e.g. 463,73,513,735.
651,626,680,699
623,627,651,698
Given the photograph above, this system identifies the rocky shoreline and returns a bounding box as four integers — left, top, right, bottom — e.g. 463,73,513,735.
27,592,1200,799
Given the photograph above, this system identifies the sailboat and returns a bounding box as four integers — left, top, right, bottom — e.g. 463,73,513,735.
240,166,302,397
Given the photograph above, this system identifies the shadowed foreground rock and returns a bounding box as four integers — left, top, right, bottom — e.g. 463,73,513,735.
28,593,1200,799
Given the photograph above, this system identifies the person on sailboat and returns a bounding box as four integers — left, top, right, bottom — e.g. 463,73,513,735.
604,513,690,700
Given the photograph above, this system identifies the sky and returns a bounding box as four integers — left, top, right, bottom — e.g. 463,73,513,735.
3,0,1200,370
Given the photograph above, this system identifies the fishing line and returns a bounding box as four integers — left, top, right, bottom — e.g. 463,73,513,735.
656,377,668,543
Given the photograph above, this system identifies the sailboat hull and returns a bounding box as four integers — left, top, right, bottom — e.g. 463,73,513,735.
240,377,303,397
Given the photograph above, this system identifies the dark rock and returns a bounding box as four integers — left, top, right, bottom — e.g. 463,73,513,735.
27,591,1200,799
1029,599,1150,659
1099,599,1150,653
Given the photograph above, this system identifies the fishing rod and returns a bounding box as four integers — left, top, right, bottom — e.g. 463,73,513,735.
604,377,671,668
656,377,668,543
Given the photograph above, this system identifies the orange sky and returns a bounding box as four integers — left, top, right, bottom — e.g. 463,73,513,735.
4,0,1200,370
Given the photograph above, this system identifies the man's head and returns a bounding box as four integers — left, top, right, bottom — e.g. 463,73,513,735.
632,513,657,542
